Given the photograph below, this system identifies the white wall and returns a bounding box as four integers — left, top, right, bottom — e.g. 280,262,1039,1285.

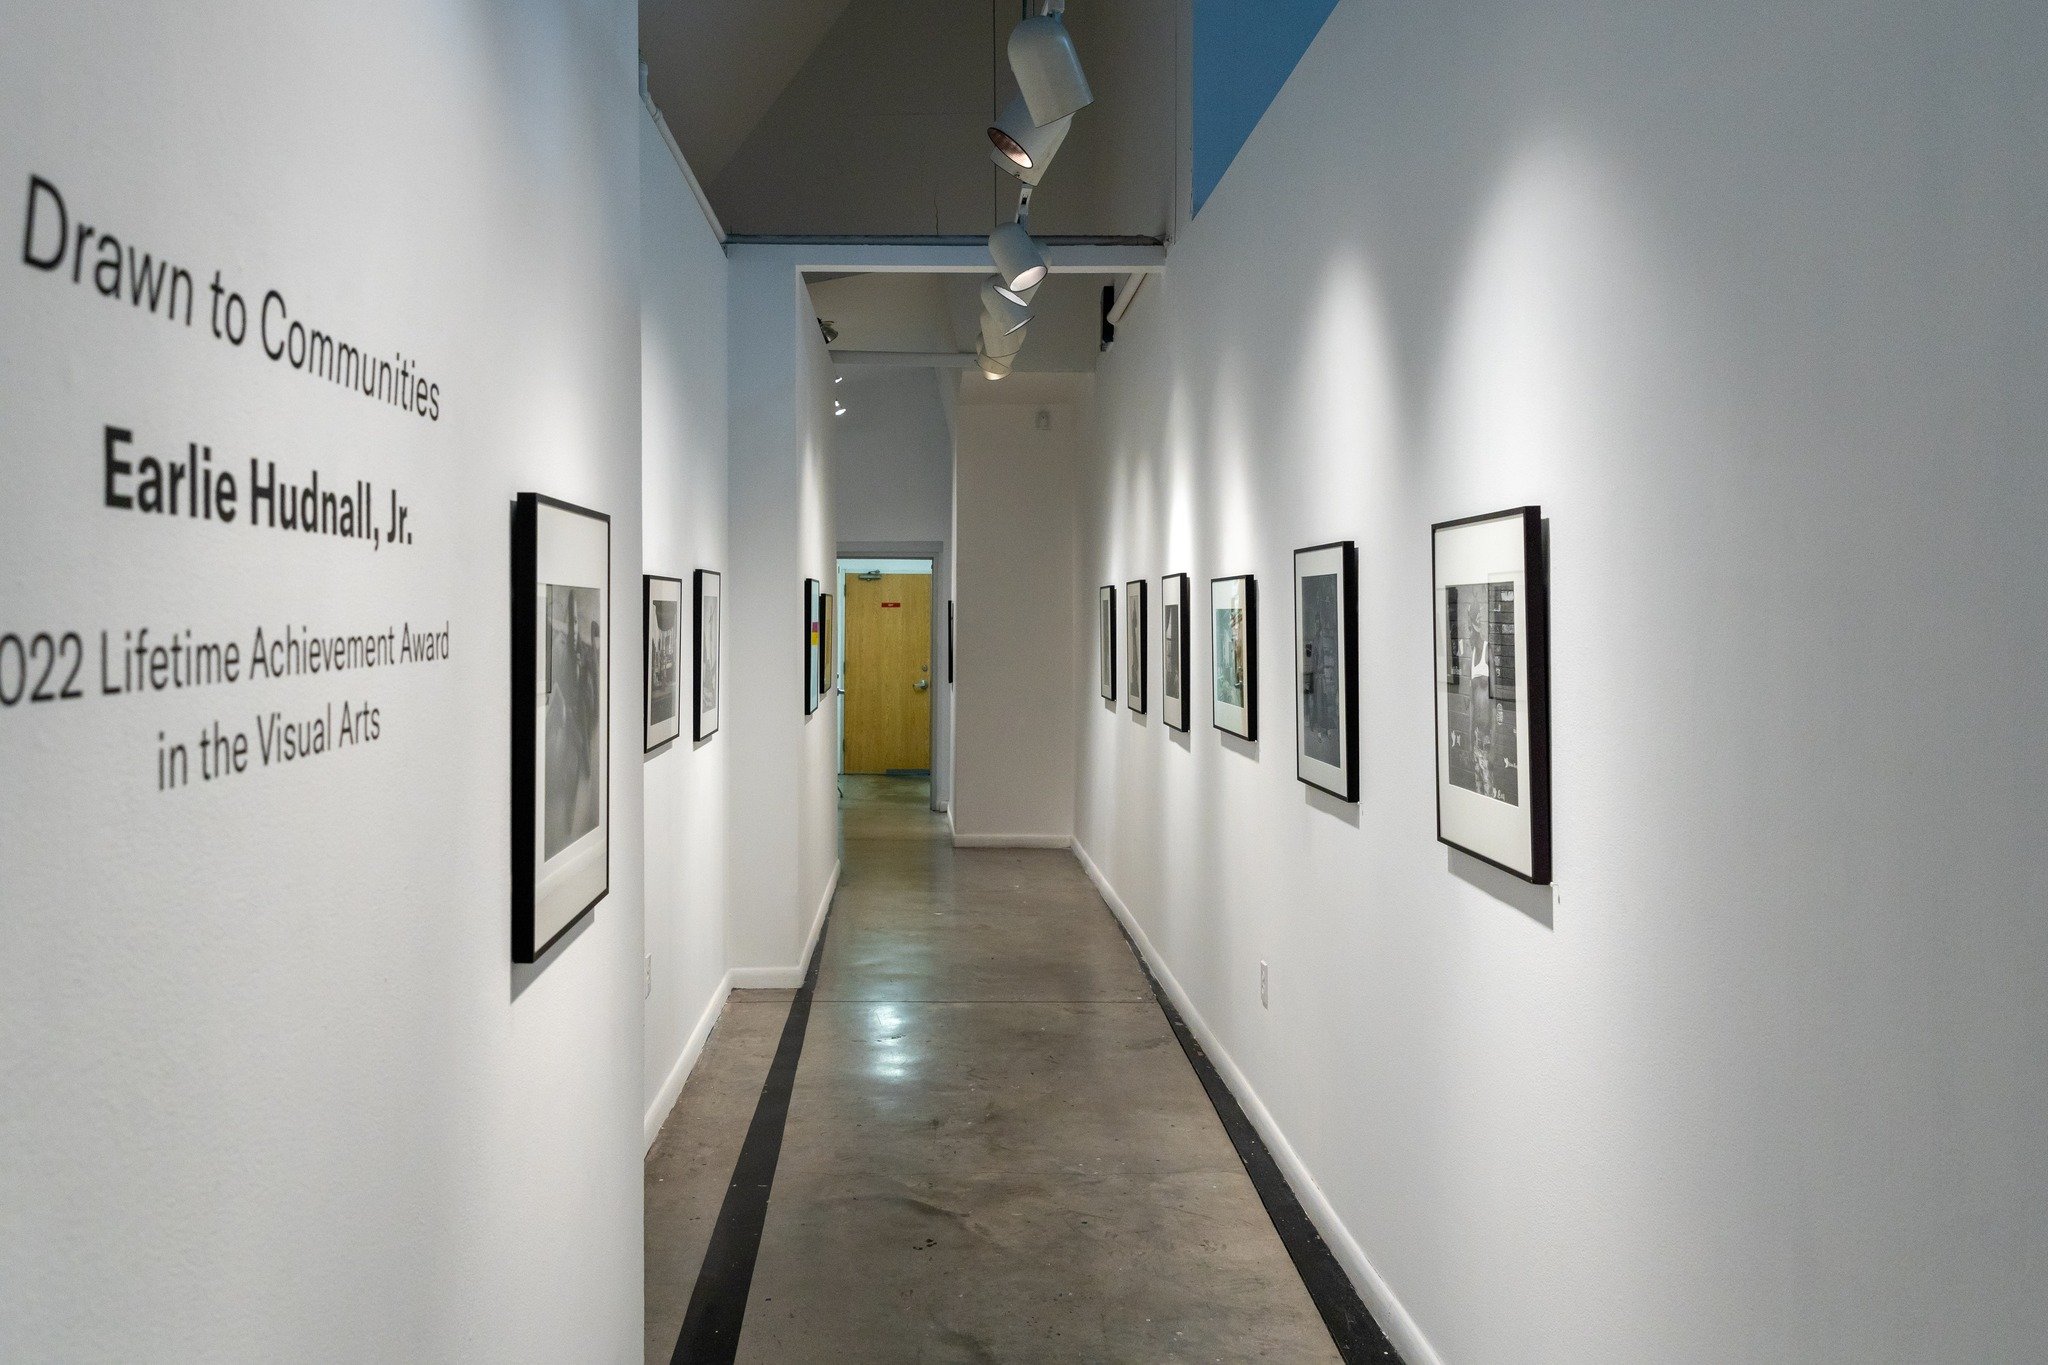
953,400,1080,843
723,247,841,979
1076,2,2048,1362
832,369,952,546
639,110,731,1145
0,4,646,1359
832,367,954,803
796,284,843,959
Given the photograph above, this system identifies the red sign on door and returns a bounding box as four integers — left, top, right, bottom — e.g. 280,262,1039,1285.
881,602,901,608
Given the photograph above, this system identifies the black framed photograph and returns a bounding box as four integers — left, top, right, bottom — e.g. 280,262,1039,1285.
947,600,955,685
818,591,836,702
1098,584,1117,701
1161,573,1191,731
1433,506,1551,882
1125,578,1148,713
512,493,610,963
1293,541,1358,801
1211,573,1258,741
644,574,683,752
694,569,721,741
804,577,821,715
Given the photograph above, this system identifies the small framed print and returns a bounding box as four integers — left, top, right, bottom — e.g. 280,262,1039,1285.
804,578,822,715
1099,585,1117,701
1125,579,1148,713
1160,573,1191,731
512,493,611,963
818,591,836,701
947,600,955,685
694,569,721,741
1433,506,1551,883
1211,573,1257,741
643,574,684,752
1293,541,1358,801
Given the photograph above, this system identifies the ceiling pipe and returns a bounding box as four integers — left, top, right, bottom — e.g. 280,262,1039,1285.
1105,272,1146,325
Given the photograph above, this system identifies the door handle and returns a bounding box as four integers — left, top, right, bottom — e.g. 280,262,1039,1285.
913,679,929,691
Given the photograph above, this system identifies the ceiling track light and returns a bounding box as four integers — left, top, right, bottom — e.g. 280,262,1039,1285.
981,311,1028,360
971,2,1088,378
980,277,1033,335
988,95,1071,186
988,220,1048,292
1008,6,1093,127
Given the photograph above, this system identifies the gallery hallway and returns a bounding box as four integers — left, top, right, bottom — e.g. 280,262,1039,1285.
645,776,1379,1362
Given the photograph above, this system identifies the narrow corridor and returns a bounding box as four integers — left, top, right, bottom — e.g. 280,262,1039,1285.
646,776,1351,1362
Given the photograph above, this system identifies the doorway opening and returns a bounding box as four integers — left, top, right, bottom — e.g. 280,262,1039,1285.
836,558,935,805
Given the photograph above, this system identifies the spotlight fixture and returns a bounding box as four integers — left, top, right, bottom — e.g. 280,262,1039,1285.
1008,9,1093,127
988,95,1071,186
988,221,1048,292
980,276,1033,336
976,345,1013,380
981,311,1027,360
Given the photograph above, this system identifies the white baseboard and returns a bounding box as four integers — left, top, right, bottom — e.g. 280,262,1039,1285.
800,858,839,968
725,858,841,991
645,861,845,1149
1070,838,1446,1365
953,832,1072,848
728,964,804,989
644,967,736,1153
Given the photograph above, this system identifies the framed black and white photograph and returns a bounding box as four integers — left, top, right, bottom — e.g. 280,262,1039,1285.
804,577,822,715
1293,541,1358,801
1099,585,1117,701
1211,573,1258,741
1433,506,1551,883
1125,579,1148,714
643,574,683,752
818,591,836,702
512,493,610,963
1161,573,1190,731
694,569,721,741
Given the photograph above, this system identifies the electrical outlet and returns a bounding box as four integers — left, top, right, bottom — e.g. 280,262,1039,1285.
644,954,653,999
1259,960,1269,1009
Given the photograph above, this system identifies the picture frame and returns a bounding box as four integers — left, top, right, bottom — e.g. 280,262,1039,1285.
1098,584,1117,701
1125,578,1148,714
1293,541,1358,801
512,493,611,963
804,577,821,715
1210,573,1258,741
694,569,721,741
1160,573,1191,731
947,600,955,685
818,591,836,702
643,574,684,752
1432,506,1551,883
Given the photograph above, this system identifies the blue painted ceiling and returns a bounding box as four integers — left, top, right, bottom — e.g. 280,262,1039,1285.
1193,0,1341,214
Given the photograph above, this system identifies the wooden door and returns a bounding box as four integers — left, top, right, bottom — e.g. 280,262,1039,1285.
843,573,933,773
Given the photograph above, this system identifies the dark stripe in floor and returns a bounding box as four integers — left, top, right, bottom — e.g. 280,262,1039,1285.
1109,914,1405,1362
668,915,831,1365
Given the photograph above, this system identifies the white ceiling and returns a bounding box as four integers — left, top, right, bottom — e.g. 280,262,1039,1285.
641,0,1178,240
808,272,1120,375
639,0,860,185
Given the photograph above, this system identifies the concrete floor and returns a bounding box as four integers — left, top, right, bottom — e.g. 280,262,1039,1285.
646,775,1340,1363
